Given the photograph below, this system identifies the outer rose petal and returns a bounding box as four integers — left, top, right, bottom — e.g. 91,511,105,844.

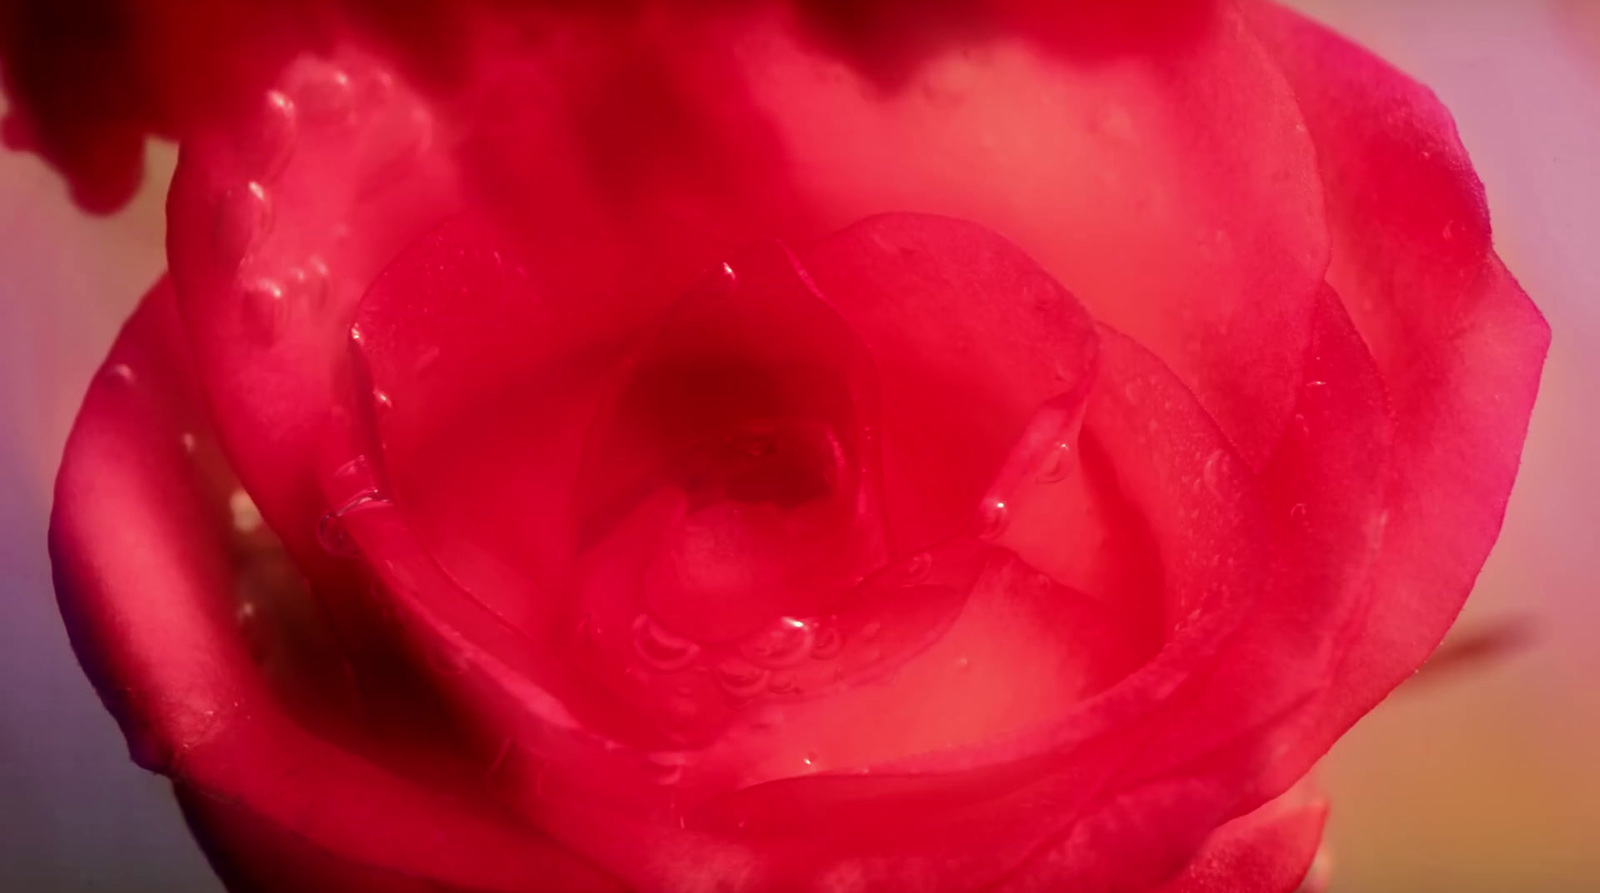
1150,780,1328,893
50,279,625,893
1232,0,1549,796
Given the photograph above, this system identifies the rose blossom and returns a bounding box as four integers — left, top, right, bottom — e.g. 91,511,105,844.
7,1,1548,891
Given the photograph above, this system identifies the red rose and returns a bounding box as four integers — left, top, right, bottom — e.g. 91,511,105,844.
23,1,1546,891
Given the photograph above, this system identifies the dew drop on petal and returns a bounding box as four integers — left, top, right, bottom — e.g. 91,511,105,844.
1202,449,1227,497
214,182,272,268
741,617,814,669
287,257,331,311
297,67,355,126
977,497,1009,540
240,277,287,344
767,672,797,694
1289,503,1309,525
228,489,263,534
632,615,701,672
810,623,843,660
1038,441,1074,483
239,90,296,182
643,752,687,786
316,488,388,556
713,660,770,701
106,363,136,385
902,551,933,585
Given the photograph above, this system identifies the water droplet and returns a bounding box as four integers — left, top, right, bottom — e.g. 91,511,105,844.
180,432,197,454
977,497,1009,540
802,752,819,768
287,257,330,310
214,182,272,268
902,552,933,585
373,390,395,413
1289,503,1308,525
316,488,387,556
741,617,814,669
859,620,882,642
1202,450,1227,497
239,90,296,181
298,66,355,126
1038,441,1074,483
955,656,971,672
809,623,843,660
632,615,700,672
106,363,136,385
229,489,263,534
240,277,287,344
767,672,797,694
713,660,770,701
643,752,688,786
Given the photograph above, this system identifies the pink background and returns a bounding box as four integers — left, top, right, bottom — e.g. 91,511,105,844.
1,2,1596,890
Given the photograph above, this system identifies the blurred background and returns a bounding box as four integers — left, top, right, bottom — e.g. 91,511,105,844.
1,1,1597,890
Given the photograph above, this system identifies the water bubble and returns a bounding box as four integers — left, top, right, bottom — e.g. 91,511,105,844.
810,623,843,660
741,617,814,669
214,182,272,268
240,277,287,344
1038,441,1074,483
714,660,770,701
297,66,355,126
977,497,1009,540
767,672,797,694
632,615,700,672
1201,450,1227,497
373,390,395,414
316,488,387,556
239,90,297,181
287,257,331,310
643,752,688,786
902,552,933,585
228,489,263,534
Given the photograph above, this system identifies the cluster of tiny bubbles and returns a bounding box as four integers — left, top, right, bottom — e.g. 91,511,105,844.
977,496,1010,540
315,487,390,557
217,59,396,347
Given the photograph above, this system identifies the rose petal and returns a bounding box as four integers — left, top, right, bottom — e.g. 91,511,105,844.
50,279,626,893
1148,779,1328,893
1231,0,1549,797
